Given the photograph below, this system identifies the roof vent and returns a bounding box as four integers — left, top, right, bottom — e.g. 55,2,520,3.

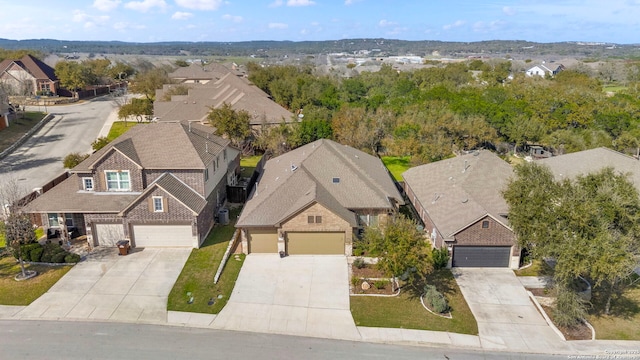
291,163,298,172
432,193,440,204
462,160,469,173
461,198,468,203
332,177,340,184
205,143,209,153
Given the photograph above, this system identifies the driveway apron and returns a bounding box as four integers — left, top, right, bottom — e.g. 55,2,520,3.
212,255,360,340
453,268,571,353
15,247,190,323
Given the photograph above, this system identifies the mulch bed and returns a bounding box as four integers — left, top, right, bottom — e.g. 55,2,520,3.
539,304,592,340
352,278,396,295
528,288,549,297
352,264,385,279
351,264,396,295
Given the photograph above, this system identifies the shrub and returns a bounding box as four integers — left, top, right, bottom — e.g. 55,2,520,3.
373,280,388,290
353,248,364,256
63,152,90,169
41,253,52,263
432,247,450,270
15,243,42,261
52,252,67,263
65,253,81,263
351,275,359,288
353,257,366,269
424,284,450,314
30,247,44,262
91,136,110,151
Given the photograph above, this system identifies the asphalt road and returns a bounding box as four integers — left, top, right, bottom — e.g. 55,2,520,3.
0,96,119,197
0,320,563,360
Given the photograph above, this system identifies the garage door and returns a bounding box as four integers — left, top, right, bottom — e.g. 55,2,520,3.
248,229,278,253
286,232,344,255
132,224,194,248
94,223,125,247
452,246,511,267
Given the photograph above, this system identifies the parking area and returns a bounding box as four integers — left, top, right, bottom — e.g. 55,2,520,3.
212,255,360,340
453,268,565,352
14,247,191,323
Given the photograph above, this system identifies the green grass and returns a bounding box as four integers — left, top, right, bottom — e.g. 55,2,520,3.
240,155,262,178
588,274,640,340
0,112,46,153
0,254,73,305
350,269,478,335
602,85,627,93
0,221,5,248
106,121,139,141
514,259,553,277
168,211,245,314
381,156,411,181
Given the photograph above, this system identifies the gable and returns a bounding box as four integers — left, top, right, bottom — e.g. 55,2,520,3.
280,202,353,230
121,186,197,219
453,215,515,246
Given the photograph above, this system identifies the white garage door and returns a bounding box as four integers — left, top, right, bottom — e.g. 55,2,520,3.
132,224,195,248
95,223,125,247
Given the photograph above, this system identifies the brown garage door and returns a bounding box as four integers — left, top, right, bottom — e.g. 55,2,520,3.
248,229,278,253
286,232,345,255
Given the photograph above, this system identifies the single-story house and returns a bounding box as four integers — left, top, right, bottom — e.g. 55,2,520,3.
0,54,59,96
236,139,404,256
525,63,565,78
403,150,520,268
23,121,240,248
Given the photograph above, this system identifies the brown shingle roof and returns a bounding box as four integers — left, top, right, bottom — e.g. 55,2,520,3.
236,139,402,227
120,173,207,215
402,151,512,238
72,121,228,172
0,54,57,81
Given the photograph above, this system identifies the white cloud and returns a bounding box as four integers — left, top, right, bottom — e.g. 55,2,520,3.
175,0,223,10
443,20,465,30
93,0,121,11
503,6,516,16
269,0,283,7
378,19,396,27
473,20,504,33
172,11,193,20
268,22,288,29
287,0,315,6
124,0,167,12
344,0,361,4
222,14,243,23
72,10,110,26
300,28,309,35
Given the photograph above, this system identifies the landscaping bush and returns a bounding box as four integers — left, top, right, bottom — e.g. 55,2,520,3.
52,252,67,264
14,243,42,261
351,275,359,288
30,247,44,262
374,280,388,290
353,257,366,269
64,253,81,263
424,284,450,314
432,247,450,270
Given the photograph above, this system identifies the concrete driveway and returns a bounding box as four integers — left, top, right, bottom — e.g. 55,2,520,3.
453,268,568,352
14,247,190,323
212,255,360,340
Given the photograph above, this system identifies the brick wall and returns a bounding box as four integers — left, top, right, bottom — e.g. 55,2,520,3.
453,215,516,251
124,188,196,230
92,150,144,192
281,202,353,254
404,182,444,248
84,213,124,246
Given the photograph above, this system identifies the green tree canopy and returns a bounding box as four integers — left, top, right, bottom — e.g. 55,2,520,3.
207,103,251,148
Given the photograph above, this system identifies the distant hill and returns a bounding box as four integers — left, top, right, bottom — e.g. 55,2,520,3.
0,38,638,59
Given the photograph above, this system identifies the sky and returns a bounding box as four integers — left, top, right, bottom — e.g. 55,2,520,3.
0,0,638,44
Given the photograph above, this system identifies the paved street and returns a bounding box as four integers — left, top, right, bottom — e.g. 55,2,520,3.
0,96,121,197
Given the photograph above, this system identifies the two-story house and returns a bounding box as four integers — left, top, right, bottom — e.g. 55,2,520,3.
23,121,240,248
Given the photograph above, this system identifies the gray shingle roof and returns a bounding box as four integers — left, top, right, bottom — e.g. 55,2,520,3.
22,174,140,213
72,121,228,172
402,150,512,238
120,173,207,215
537,147,640,189
236,139,402,227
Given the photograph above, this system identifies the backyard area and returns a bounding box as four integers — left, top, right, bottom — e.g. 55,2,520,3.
381,156,411,182
106,121,139,141
0,254,72,305
350,269,478,335
240,155,262,178
0,112,46,153
167,208,245,314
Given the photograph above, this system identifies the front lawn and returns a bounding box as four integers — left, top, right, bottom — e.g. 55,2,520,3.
106,121,139,141
0,112,46,153
0,254,72,305
168,211,244,314
514,259,553,277
381,156,411,182
350,269,478,335
588,274,640,340
240,155,262,178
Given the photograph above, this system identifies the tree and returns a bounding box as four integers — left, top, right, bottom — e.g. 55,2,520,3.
91,137,110,151
54,61,95,96
364,215,433,289
1,213,36,278
118,98,153,123
128,67,170,100
207,103,251,148
63,152,89,169
504,163,640,317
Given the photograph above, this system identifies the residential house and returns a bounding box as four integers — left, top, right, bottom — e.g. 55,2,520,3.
525,63,565,78
23,121,240,248
537,147,640,189
154,63,294,129
403,151,520,268
0,54,59,96
236,139,404,256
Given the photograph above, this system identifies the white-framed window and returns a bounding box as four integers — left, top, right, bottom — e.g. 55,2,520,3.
204,168,209,182
82,177,94,191
153,196,164,212
48,213,59,227
105,170,130,191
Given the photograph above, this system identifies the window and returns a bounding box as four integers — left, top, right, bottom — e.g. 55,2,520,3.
65,214,74,227
315,216,322,224
482,220,490,229
204,168,209,182
358,214,379,227
223,149,227,161
48,213,59,227
332,177,340,184
153,196,164,212
105,171,130,191
308,215,315,224
83,177,94,191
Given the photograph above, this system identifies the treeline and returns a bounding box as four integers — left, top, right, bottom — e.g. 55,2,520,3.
248,60,640,163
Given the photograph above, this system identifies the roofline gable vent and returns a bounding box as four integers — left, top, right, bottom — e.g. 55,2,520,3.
332,177,340,184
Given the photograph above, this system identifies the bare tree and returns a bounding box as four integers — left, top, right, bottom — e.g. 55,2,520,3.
0,176,35,279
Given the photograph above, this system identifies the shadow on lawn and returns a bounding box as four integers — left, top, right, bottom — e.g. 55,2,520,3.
590,276,640,320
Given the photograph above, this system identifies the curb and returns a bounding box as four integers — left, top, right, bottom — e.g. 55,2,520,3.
0,113,55,161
